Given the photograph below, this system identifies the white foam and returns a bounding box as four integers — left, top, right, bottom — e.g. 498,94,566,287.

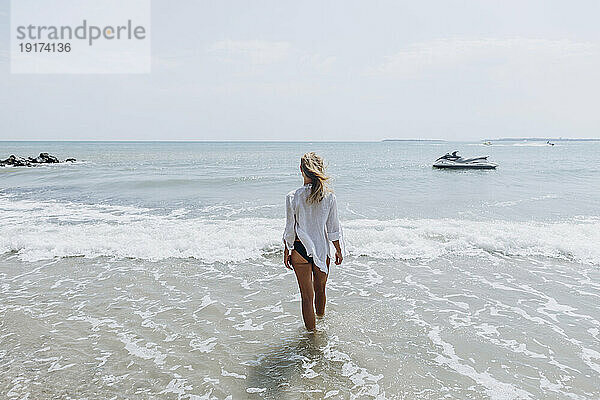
485,194,558,208
1,196,599,265
195,295,217,313
301,358,319,379
190,337,218,353
428,326,533,400
233,319,266,331
160,379,192,397
44,357,76,372
580,346,600,374
0,196,283,263
119,333,166,366
221,368,246,379
343,217,600,265
246,387,266,393
322,335,386,398
189,389,219,400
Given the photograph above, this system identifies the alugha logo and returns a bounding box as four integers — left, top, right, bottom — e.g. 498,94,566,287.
15,20,147,46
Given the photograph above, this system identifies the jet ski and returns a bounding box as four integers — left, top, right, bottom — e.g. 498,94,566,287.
433,151,498,169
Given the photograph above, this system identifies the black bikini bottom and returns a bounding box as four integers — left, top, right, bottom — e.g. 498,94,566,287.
294,240,313,264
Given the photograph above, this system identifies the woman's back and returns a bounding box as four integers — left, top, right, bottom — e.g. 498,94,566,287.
283,184,340,274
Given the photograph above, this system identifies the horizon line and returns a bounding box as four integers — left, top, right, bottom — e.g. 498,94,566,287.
1,139,439,142
1,138,599,142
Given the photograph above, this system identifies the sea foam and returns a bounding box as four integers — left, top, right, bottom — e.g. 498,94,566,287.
1,196,598,264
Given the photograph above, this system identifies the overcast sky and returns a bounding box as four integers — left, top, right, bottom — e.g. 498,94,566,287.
1,0,599,141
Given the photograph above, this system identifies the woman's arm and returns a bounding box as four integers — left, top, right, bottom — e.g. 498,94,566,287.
282,193,295,269
331,240,343,265
326,194,343,265
283,244,292,270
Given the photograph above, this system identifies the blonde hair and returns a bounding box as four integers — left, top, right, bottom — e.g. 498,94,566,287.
300,152,330,204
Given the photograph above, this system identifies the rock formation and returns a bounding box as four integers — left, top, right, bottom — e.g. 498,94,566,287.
0,153,76,167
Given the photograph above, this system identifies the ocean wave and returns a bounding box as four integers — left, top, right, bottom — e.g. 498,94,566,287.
1,196,598,264
512,143,555,147
343,218,600,265
466,143,556,147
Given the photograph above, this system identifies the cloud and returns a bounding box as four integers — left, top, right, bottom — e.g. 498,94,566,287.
370,38,599,77
299,54,336,73
152,54,184,70
206,39,336,74
207,39,291,65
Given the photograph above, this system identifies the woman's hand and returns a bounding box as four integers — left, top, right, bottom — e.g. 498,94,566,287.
283,247,293,270
334,249,343,265
332,240,343,265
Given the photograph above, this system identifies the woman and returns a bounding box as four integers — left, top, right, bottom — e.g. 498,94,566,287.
283,152,343,331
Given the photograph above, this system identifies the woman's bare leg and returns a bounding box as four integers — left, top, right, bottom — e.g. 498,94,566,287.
291,250,315,331
313,257,329,317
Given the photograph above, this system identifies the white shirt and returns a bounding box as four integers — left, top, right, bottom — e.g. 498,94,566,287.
283,184,342,274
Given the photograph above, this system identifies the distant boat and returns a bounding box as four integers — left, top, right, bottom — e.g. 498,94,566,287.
483,141,492,146
546,140,555,146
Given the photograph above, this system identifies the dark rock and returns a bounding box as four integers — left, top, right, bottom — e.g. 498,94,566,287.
42,152,59,163
65,158,76,162
1,155,31,167
1,153,73,167
29,152,60,164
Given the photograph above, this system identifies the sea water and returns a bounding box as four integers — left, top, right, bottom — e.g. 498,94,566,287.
0,141,599,399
